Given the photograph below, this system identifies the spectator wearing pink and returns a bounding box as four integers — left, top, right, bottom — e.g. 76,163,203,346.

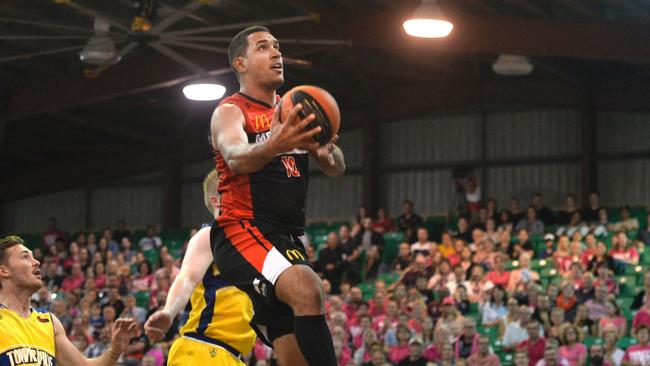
623,325,650,366
333,338,351,366
632,297,650,330
389,325,412,364
132,260,154,292
93,262,107,289
62,242,80,273
467,335,501,366
253,339,272,362
61,262,85,293
349,301,369,332
598,300,627,338
464,265,494,303
373,208,395,233
585,283,609,322
145,345,165,366
435,296,464,343
368,290,387,317
423,327,448,362
610,231,639,267
353,329,378,365
593,262,618,295
558,326,586,366
42,217,66,248
373,299,399,334
517,320,546,366
486,254,510,288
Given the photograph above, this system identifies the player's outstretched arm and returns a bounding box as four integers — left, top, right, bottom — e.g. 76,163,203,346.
144,227,213,342
212,102,320,175
309,134,345,177
54,316,137,366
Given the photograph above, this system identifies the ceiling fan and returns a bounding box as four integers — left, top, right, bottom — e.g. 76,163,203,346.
0,0,351,78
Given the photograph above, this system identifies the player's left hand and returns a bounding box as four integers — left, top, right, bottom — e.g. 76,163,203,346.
312,134,338,166
110,318,139,354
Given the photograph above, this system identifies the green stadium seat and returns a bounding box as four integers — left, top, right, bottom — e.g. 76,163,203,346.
378,272,400,286
469,302,480,315
618,336,638,350
531,259,551,270
142,249,159,266
135,291,150,308
583,336,602,348
359,282,375,301
382,232,404,264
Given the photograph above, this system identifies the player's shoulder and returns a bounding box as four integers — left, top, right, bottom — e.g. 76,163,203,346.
212,102,246,126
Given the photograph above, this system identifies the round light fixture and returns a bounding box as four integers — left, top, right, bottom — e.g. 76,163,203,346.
182,83,226,101
403,0,453,38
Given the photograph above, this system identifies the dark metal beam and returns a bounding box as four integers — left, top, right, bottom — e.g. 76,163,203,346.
3,48,233,123
0,125,212,201
52,113,165,144
554,0,601,21
346,11,650,63
5,12,650,124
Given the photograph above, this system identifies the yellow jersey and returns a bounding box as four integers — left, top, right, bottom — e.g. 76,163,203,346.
179,264,255,356
0,305,56,366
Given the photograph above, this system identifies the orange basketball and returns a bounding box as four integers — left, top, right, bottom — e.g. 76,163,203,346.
280,85,340,146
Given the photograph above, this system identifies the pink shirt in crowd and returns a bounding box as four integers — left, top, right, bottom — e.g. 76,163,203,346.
388,344,410,364
558,343,586,366
623,343,650,365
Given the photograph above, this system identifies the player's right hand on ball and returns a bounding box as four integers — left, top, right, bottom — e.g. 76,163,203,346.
269,102,321,153
144,310,172,342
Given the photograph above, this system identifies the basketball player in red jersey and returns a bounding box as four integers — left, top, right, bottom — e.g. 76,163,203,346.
209,26,345,366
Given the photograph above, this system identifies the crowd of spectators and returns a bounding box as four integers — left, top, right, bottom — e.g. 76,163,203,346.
24,191,650,366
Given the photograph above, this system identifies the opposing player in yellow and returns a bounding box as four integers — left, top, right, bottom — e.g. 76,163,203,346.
145,170,305,365
0,235,137,366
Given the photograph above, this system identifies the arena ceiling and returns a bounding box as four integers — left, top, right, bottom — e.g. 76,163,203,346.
1,0,649,200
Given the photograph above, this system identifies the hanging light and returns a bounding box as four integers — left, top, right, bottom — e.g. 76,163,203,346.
183,82,226,101
492,54,534,76
80,17,119,65
403,0,454,38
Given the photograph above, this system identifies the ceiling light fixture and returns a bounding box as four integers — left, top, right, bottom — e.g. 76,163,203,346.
403,0,454,38
492,54,534,76
182,82,226,101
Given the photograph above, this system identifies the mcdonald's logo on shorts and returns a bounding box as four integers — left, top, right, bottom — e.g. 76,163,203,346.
285,249,305,261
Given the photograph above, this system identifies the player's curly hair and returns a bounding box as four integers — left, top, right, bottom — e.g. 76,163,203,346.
202,170,220,217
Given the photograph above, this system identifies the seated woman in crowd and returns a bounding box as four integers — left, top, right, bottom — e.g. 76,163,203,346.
480,285,508,327
609,231,639,272
558,325,587,366
599,300,627,338
464,265,494,303
507,253,539,293
435,296,465,344
516,206,545,237
602,325,625,366
485,254,510,288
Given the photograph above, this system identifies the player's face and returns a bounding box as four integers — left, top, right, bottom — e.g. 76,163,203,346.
243,32,283,90
1,245,43,292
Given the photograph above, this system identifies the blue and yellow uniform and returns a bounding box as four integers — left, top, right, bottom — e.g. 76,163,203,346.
168,264,255,366
0,305,56,366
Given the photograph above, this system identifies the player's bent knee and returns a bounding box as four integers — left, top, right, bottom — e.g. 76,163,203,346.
275,265,325,315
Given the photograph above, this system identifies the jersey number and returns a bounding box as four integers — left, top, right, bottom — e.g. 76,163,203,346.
281,156,301,177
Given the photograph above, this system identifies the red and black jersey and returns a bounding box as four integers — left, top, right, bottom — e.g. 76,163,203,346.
213,92,309,231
